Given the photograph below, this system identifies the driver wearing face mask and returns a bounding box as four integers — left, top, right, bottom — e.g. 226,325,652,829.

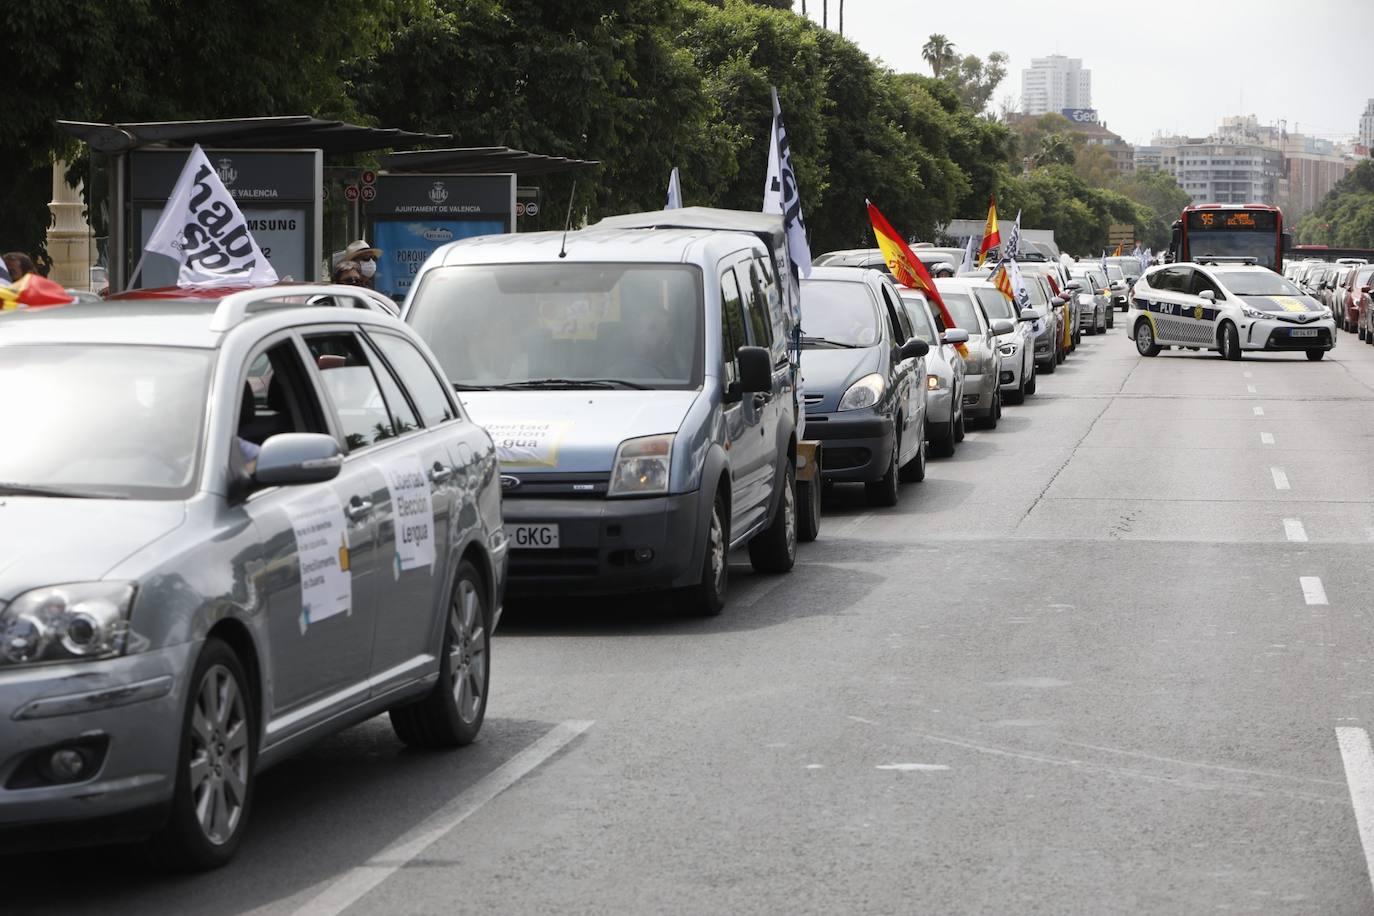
340,240,382,289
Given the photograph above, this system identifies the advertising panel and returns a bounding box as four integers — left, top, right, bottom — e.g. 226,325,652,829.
371,219,506,299
1061,108,1099,124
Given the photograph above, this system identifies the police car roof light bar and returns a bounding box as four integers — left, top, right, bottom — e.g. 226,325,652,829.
209,285,397,332
1195,256,1258,266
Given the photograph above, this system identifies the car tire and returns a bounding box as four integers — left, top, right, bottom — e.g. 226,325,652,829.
865,432,901,508
1135,319,1162,357
899,428,927,482
1042,355,1056,374
929,413,956,458
1361,325,1368,342
954,404,966,442
1306,349,1326,361
1106,309,1115,329
796,476,820,543
984,390,1001,429
1219,321,1242,361
676,491,729,616
389,560,490,749
749,463,797,573
1025,368,1038,395
1007,373,1026,405
150,638,256,871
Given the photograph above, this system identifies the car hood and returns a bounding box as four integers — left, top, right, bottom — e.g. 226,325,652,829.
802,347,881,412
1239,294,1327,317
460,390,701,473
0,498,187,600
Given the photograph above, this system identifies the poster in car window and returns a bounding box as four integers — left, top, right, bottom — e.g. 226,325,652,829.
371,219,506,300
382,456,436,575
288,490,352,632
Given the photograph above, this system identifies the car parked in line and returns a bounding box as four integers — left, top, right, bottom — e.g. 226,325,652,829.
799,267,930,505
1066,265,1111,334
404,224,800,618
933,278,1012,428
970,280,1039,404
1104,262,1131,312
895,288,967,458
1338,264,1374,335
0,285,505,868
1131,261,1335,361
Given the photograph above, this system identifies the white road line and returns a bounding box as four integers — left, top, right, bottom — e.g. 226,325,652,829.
1283,519,1308,542
1247,384,1257,394
1301,577,1328,605
1336,727,1374,901
1260,432,1275,445
292,720,594,916
1253,406,1265,416
876,763,950,771
1271,467,1290,490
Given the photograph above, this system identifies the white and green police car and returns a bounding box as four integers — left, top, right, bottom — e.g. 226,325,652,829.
1131,260,1335,361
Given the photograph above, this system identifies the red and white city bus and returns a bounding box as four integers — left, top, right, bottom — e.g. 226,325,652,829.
1167,203,1291,273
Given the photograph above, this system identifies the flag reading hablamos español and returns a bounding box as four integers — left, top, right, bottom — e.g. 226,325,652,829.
143,144,279,288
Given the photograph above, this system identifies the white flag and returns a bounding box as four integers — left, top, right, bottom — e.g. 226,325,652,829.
958,235,976,274
1007,259,1041,335
762,87,812,278
665,167,683,210
144,144,279,288
1005,210,1022,261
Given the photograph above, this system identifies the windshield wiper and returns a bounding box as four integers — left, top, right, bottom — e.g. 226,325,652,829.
498,378,651,390
451,383,493,391
801,336,859,349
0,482,124,499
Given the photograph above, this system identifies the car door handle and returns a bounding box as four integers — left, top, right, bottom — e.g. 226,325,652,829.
752,392,772,409
345,497,373,522
429,462,454,484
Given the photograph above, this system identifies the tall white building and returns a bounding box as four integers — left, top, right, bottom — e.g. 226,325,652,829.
1359,99,1374,153
1020,55,1091,116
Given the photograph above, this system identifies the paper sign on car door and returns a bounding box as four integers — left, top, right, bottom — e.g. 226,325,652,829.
383,456,436,574
289,490,351,632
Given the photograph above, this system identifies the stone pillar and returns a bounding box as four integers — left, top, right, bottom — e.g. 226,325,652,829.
47,160,94,289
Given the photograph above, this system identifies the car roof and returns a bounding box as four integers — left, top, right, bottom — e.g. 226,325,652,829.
427,227,760,267
803,266,889,285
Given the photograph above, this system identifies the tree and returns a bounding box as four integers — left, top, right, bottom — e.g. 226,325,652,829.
921,34,957,79
1034,134,1077,168
943,51,1008,115
1297,160,1374,247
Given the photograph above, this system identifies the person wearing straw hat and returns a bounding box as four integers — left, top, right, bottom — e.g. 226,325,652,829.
340,240,382,289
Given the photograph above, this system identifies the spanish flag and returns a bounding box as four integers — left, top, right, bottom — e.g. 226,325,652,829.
866,200,966,356
978,197,1001,266
0,274,74,310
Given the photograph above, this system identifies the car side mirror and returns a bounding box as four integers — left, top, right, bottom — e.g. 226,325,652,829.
941,328,970,345
1110,280,1125,291
897,337,930,360
1018,309,1042,322
253,433,343,488
1065,279,1084,291
1051,295,1068,306
1199,290,1217,302
989,319,1014,336
737,345,772,394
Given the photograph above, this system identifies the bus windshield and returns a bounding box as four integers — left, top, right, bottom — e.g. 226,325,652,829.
1189,231,1279,269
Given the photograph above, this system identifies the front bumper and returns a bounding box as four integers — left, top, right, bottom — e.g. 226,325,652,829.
962,372,995,415
0,641,195,836
997,349,1025,389
502,491,704,596
1242,317,1336,351
806,410,894,483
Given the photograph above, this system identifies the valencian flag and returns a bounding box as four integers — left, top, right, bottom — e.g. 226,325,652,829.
0,274,74,310
978,196,1001,266
866,199,966,356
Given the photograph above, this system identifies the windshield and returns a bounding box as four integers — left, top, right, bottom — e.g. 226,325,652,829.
975,288,1015,321
406,263,704,389
899,294,937,343
1212,270,1304,297
800,280,882,348
940,291,981,333
1187,230,1278,269
1106,264,1125,281
0,345,211,499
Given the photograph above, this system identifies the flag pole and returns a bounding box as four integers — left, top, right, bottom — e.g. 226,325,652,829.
127,249,149,290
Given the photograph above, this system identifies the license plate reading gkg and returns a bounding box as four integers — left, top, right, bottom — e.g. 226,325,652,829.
506,524,560,549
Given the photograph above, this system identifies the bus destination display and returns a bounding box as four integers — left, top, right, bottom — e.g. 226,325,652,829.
1187,210,1278,231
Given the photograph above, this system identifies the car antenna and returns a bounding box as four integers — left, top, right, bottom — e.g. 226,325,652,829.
558,180,577,259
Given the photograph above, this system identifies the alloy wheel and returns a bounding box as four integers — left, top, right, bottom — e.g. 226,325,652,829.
449,578,488,725
188,664,249,846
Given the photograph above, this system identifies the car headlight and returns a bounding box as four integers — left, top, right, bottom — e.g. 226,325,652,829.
0,583,135,667
607,433,674,498
838,373,885,411
926,373,945,391
998,342,1019,356
1241,306,1271,320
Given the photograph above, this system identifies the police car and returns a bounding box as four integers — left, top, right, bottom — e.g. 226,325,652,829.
1130,260,1335,361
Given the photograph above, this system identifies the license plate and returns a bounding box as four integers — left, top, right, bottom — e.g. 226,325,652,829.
505,524,560,549
1291,328,1319,337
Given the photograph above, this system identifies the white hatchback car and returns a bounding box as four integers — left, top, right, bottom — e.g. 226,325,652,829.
1130,261,1335,361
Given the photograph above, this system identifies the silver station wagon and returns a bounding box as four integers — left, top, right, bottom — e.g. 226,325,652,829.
0,286,507,868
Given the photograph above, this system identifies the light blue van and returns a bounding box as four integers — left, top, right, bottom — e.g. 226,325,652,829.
403,219,799,615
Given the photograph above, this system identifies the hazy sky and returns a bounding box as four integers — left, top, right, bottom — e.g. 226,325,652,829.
796,0,1374,146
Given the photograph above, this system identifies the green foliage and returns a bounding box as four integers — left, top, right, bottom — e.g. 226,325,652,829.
1297,160,1374,247
921,34,958,79
942,52,1007,115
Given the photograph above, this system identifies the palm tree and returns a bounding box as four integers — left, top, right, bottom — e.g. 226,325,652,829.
922,34,956,79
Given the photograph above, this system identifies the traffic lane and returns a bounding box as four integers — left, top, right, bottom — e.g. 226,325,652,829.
0,715,555,916
338,537,1374,915
1016,496,1374,544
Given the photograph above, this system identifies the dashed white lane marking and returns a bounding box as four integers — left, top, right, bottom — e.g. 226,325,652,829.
1284,519,1308,542
1261,432,1275,445
1336,727,1374,900
292,720,594,916
1247,384,1257,393
833,513,873,537
1301,577,1328,606
876,763,950,772
1271,467,1290,490
1253,406,1265,416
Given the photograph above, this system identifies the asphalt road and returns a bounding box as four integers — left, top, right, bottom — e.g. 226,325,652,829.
11,322,1374,914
